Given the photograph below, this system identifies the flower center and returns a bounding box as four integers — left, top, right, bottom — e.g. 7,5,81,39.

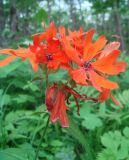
83,61,92,71
46,54,53,61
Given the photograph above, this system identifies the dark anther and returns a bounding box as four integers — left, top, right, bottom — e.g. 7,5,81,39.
83,61,92,71
46,54,53,61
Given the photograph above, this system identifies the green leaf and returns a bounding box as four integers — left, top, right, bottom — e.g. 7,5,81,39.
101,131,120,150
112,90,129,108
67,116,87,148
48,69,68,83
80,104,102,130
123,127,129,138
0,147,35,160
97,149,117,160
49,140,63,147
34,9,48,23
98,128,129,160
13,94,35,104
55,146,76,160
117,140,128,159
67,115,94,159
23,82,39,91
0,59,22,78
82,114,102,130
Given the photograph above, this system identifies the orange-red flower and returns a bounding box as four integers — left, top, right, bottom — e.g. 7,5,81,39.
0,22,127,128
99,89,122,107
59,26,86,55
0,48,38,71
34,22,69,69
34,22,57,42
45,84,69,127
0,22,69,71
29,36,68,70
45,83,98,127
62,28,127,91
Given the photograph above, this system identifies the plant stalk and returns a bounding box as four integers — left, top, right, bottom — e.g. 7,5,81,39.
34,116,50,160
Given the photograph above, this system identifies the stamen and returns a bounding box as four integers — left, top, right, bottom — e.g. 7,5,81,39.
46,54,53,61
83,61,92,71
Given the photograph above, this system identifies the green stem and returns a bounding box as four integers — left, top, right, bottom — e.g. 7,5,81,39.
84,137,94,160
45,67,48,87
34,116,50,160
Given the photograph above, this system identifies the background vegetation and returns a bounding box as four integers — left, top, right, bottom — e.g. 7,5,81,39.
0,0,129,160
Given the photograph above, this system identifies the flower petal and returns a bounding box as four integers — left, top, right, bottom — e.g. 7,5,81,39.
59,26,66,37
85,35,107,61
0,55,16,67
88,70,119,91
92,50,127,75
50,91,69,127
70,68,87,85
110,93,122,108
47,61,60,70
45,85,57,112
62,39,82,65
39,22,57,41
99,42,120,58
92,50,120,66
83,28,95,59
0,49,16,55
99,89,122,107
33,36,40,46
99,89,110,102
29,58,38,72
114,61,127,73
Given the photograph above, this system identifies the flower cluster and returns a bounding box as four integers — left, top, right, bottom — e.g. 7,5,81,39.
0,22,127,127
